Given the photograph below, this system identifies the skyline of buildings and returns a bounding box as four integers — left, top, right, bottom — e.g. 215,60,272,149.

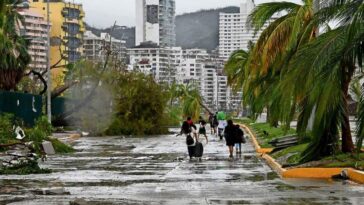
18,0,264,113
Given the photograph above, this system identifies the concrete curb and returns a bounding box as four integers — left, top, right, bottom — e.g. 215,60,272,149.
241,124,364,183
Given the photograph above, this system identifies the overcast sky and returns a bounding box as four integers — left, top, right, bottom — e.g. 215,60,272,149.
73,0,301,28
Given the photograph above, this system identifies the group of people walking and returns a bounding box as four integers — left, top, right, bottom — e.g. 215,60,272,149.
180,113,246,160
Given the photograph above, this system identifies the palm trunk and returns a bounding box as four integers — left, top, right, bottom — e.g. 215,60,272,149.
341,61,355,153
0,70,24,91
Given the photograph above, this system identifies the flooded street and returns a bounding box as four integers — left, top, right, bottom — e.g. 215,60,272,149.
0,132,364,205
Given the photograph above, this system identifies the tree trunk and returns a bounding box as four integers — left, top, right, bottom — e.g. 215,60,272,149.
0,70,24,91
198,100,213,115
51,80,79,99
341,62,355,153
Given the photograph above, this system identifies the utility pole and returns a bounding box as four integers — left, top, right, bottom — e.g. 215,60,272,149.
46,0,52,123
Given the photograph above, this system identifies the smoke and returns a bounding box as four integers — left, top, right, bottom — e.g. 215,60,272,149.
64,79,115,135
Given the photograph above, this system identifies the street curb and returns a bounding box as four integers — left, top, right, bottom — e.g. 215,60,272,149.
241,124,364,183
348,169,364,184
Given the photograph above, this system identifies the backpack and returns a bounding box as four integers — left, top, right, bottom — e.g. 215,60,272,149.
186,134,194,146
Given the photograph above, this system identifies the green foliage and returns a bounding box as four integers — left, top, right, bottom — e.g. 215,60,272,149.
34,116,53,136
47,138,74,154
0,160,51,175
226,0,364,162
271,143,309,165
105,72,170,136
0,114,73,154
233,118,254,125
0,114,15,144
0,0,31,90
250,123,296,148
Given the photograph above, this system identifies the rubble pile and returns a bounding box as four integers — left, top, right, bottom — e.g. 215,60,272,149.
0,143,38,169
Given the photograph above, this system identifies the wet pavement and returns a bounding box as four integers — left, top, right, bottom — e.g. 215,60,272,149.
0,131,364,205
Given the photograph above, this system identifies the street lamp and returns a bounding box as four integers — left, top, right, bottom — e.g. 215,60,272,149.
46,0,52,123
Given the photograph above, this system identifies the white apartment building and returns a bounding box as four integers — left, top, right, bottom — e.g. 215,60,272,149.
218,0,256,60
128,45,242,112
83,30,126,63
18,9,49,71
135,0,176,47
128,43,180,83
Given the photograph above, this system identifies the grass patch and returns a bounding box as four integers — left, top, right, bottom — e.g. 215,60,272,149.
271,143,308,164
0,161,51,175
48,138,75,154
319,153,364,170
234,118,254,125
249,123,296,148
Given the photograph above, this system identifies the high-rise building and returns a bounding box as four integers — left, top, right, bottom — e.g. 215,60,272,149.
18,9,49,72
128,43,180,84
135,0,176,47
128,46,242,112
218,0,256,60
83,31,127,63
29,0,85,88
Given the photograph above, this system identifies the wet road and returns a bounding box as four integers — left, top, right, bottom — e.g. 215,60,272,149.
0,131,364,205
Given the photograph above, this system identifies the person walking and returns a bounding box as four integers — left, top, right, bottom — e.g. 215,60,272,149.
218,119,227,140
213,112,219,136
180,118,197,160
198,116,208,144
224,120,237,159
235,124,246,154
208,113,215,135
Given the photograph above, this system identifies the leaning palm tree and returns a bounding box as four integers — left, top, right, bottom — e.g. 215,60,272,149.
245,0,317,126
224,49,250,93
0,0,31,90
172,83,212,121
289,0,363,159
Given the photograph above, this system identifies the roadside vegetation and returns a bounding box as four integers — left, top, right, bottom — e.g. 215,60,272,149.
245,121,364,170
0,114,73,175
225,0,364,165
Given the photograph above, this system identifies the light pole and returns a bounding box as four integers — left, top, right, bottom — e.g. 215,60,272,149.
46,0,52,123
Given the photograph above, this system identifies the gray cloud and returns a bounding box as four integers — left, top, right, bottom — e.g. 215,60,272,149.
74,0,301,28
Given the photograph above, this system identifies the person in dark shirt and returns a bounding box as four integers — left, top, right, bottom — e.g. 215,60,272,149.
224,120,237,159
198,116,208,144
235,124,245,154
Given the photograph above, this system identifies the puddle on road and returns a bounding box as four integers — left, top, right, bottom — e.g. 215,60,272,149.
1,135,363,205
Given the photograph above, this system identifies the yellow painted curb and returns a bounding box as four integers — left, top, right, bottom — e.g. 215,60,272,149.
283,168,344,179
262,153,287,176
348,169,364,184
258,148,274,154
241,123,364,183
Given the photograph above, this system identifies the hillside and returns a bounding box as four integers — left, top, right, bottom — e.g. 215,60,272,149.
175,6,239,51
86,6,239,51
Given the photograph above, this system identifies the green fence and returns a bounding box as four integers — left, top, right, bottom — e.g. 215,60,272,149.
52,97,67,118
0,91,43,126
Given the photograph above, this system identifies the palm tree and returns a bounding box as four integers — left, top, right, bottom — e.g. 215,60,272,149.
171,83,212,121
244,0,317,127
224,50,250,93
290,0,363,159
0,0,30,90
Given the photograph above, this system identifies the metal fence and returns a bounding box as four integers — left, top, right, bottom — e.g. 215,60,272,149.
0,91,43,126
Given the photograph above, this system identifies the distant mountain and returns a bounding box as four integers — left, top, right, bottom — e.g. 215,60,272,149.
175,6,239,51
86,6,240,51
85,24,136,48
